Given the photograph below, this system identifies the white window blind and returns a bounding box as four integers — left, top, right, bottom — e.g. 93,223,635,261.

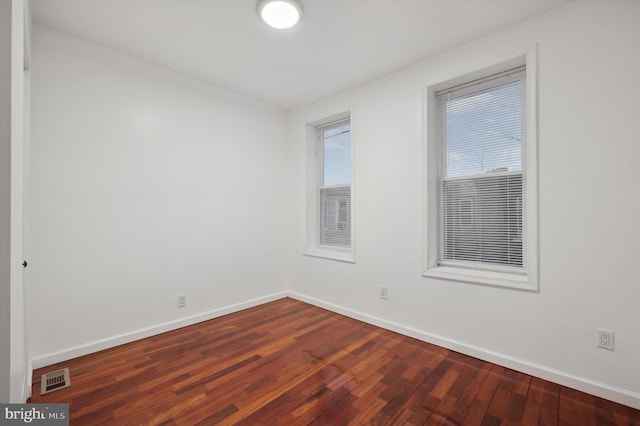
437,67,526,271
319,186,351,247
318,119,351,248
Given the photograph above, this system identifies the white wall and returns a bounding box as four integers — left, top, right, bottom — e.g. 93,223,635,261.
287,1,640,407
28,26,289,366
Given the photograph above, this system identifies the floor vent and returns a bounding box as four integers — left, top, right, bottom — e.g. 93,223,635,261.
40,368,70,395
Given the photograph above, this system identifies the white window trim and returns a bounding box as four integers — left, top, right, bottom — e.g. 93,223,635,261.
422,46,538,291
304,110,355,263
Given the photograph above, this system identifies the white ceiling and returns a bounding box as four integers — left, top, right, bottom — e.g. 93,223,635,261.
31,0,570,110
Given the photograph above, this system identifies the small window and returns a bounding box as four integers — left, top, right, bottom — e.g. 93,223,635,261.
305,114,354,262
424,54,538,291
319,120,351,248
438,67,525,271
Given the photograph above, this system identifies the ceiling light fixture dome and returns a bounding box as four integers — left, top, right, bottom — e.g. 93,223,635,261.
257,0,304,30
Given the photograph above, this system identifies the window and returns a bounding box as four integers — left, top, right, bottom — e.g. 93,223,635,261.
305,115,354,262
424,53,538,290
319,119,351,248
439,67,525,269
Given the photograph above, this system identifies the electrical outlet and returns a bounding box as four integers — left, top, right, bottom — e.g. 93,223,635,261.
597,329,614,351
379,286,388,300
177,294,187,308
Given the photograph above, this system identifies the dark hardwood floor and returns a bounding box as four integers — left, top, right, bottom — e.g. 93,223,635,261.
30,298,639,425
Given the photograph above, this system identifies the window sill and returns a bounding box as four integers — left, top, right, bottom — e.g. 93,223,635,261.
422,266,536,292
304,248,355,264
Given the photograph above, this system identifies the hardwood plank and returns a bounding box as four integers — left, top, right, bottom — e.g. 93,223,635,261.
520,378,546,425
425,394,458,426
29,298,640,425
447,359,494,425
559,386,598,426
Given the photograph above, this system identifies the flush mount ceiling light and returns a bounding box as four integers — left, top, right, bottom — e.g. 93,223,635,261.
257,0,304,30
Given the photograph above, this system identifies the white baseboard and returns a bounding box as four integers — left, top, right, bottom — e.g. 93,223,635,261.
31,291,288,370
288,291,640,410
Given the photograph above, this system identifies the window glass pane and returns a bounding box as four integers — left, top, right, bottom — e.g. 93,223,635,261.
323,122,351,186
438,69,526,271
442,174,523,267
443,80,523,178
319,186,351,247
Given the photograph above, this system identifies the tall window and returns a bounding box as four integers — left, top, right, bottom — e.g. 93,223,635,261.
318,119,351,248
437,67,526,272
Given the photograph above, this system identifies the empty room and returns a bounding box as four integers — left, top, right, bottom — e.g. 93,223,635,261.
1,0,639,424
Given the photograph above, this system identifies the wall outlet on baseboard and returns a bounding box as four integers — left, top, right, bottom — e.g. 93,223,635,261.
177,294,187,308
597,328,614,351
379,286,388,300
